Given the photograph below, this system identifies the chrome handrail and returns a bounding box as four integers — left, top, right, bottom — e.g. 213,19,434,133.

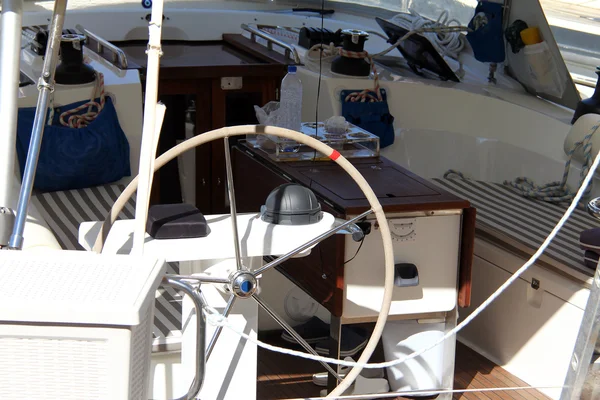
241,23,301,64
256,24,301,34
162,276,206,400
76,24,128,69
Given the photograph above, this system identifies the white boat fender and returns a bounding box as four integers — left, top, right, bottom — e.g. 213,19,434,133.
564,113,600,165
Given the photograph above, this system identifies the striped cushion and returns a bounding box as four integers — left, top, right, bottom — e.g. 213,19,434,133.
32,184,182,352
432,177,598,278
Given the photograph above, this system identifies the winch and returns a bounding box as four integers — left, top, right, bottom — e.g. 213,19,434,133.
55,33,96,85
331,29,370,77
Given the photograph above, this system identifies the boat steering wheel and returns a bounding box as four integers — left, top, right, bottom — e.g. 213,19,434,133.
94,125,395,399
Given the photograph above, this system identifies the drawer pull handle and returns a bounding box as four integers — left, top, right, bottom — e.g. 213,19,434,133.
394,263,419,287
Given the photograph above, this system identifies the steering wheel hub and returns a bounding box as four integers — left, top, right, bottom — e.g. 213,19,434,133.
229,271,258,298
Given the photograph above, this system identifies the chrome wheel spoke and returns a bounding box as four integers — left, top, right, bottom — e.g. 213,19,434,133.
206,294,236,359
174,274,230,285
252,293,342,381
253,210,372,276
224,136,243,271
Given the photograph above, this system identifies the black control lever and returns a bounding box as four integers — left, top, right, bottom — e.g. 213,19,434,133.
334,219,371,242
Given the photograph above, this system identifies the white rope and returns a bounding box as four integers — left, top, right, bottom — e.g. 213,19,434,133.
380,9,468,77
59,72,106,128
388,10,466,60
302,10,469,79
45,72,105,127
305,42,338,66
203,139,600,370
304,14,468,64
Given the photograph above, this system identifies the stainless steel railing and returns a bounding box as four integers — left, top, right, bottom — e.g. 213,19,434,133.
241,23,301,64
76,24,128,69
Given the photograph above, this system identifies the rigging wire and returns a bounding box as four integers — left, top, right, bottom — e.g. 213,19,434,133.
312,0,325,161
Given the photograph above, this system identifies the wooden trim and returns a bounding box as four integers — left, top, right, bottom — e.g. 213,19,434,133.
232,146,345,316
210,79,227,214
333,232,346,317
158,64,288,80
116,39,288,79
275,233,346,317
458,206,476,308
233,144,476,315
240,142,471,214
158,79,203,95
194,80,213,213
210,77,283,213
222,34,293,66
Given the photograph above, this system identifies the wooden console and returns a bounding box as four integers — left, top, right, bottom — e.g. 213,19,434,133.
232,142,476,317
113,35,289,211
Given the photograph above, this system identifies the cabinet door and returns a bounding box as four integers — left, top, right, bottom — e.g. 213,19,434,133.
153,94,185,205
232,147,346,316
193,82,213,214
210,77,280,213
153,80,213,212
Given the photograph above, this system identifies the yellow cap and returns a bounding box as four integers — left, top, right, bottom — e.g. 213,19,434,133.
520,27,542,45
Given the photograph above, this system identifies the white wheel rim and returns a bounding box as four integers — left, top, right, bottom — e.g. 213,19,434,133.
95,125,395,398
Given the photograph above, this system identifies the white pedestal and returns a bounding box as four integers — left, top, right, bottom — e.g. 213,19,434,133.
79,213,335,400
180,258,261,399
79,212,335,262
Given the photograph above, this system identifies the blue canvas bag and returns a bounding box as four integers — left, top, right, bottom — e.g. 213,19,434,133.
16,96,130,192
341,88,395,148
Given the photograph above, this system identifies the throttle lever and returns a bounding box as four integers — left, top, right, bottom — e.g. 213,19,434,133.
334,218,369,242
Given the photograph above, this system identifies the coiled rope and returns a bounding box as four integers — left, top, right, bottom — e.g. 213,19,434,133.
372,10,469,79
304,10,469,103
445,122,600,204
339,49,382,103
60,72,106,128
388,10,466,61
504,123,599,203
47,71,106,128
